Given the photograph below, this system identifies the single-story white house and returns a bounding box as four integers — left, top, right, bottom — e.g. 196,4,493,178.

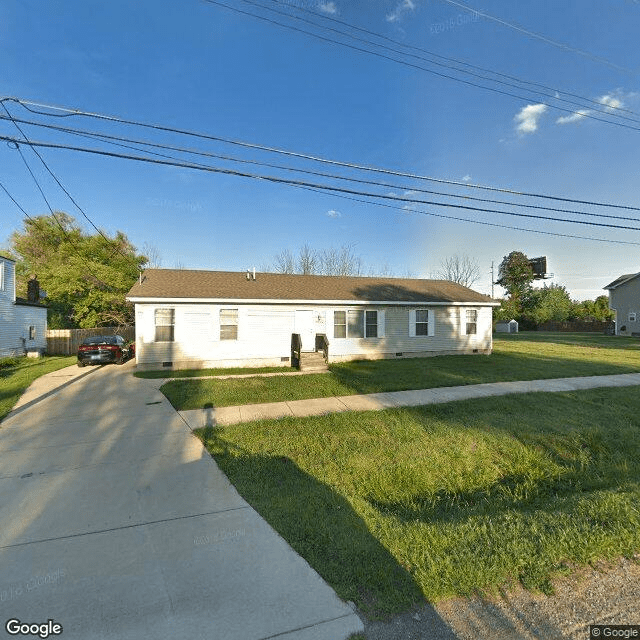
127,269,500,370
0,255,47,358
604,271,640,335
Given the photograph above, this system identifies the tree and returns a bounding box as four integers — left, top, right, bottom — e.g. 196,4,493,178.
523,284,573,325
573,295,614,322
10,213,148,328
496,251,534,309
271,243,365,276
436,254,480,288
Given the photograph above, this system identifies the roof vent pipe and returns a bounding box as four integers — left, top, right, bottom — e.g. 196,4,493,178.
246,270,250,280
253,267,256,281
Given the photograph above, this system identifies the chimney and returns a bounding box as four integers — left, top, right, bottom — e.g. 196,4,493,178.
27,276,40,303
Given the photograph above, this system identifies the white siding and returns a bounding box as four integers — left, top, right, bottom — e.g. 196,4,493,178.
134,301,494,369
0,258,47,357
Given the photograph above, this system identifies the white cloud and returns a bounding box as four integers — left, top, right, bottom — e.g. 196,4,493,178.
318,1,338,15
462,174,472,182
386,0,415,23
403,190,419,196
326,209,341,218
599,92,623,111
555,90,629,127
514,103,547,134
556,109,590,125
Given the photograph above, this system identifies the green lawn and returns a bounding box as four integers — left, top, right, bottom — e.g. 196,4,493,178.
0,356,77,422
196,386,640,618
162,333,640,410
134,365,288,379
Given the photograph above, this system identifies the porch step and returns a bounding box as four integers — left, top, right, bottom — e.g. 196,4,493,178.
300,352,329,373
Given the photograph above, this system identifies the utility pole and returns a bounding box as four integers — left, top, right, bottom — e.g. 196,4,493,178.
490,261,495,298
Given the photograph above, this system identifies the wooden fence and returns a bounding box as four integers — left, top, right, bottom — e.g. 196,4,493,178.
536,321,614,333
46,326,135,355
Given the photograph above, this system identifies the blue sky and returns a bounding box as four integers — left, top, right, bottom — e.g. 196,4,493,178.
1,0,639,299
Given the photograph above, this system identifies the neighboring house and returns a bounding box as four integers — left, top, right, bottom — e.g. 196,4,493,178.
604,272,640,335
127,269,500,370
0,255,47,357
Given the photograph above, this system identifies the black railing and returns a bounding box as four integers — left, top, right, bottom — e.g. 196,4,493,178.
316,333,329,362
291,333,302,369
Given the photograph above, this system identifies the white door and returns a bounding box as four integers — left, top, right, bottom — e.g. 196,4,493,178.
294,310,315,351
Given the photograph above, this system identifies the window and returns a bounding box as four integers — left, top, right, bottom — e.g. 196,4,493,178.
334,309,381,338
29,326,35,340
629,312,637,322
348,310,364,338
415,310,429,336
220,308,238,340
334,311,346,338
155,308,175,342
466,309,478,335
365,310,378,338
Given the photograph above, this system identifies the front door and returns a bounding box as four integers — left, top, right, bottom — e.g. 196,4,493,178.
294,310,315,352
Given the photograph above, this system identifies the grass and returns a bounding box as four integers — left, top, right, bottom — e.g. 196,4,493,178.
196,386,640,619
134,365,288,379
162,332,640,410
0,355,77,422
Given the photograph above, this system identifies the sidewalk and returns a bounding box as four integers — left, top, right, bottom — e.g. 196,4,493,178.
179,372,640,428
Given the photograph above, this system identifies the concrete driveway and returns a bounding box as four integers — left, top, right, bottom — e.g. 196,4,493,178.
0,363,363,639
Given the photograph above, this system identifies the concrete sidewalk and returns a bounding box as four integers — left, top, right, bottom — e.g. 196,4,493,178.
0,363,363,639
179,372,640,428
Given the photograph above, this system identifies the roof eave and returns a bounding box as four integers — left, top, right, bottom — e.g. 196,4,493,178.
127,295,500,306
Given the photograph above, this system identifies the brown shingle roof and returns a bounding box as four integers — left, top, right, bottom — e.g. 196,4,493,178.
604,272,640,290
127,269,496,304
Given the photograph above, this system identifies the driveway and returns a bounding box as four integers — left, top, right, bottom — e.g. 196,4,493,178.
0,363,362,639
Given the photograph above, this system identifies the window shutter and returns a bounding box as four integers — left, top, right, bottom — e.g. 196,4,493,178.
428,309,435,336
460,308,466,336
378,310,385,338
409,309,416,337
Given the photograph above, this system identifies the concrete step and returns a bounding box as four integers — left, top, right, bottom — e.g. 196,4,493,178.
300,352,328,372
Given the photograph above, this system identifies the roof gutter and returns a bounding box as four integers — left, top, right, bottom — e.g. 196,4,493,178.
127,296,500,306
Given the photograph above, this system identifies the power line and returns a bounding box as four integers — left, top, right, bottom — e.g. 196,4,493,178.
1,102,137,266
5,112,640,224
244,0,640,125
3,134,640,234
5,96,640,212
262,0,639,118
297,185,640,246
437,0,636,74
200,0,640,133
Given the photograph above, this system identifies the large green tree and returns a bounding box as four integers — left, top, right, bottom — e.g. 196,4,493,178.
10,213,147,328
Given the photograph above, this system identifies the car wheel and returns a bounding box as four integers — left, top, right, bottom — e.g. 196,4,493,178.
78,361,85,368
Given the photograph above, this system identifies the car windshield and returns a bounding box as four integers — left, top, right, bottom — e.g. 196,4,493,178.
82,336,118,345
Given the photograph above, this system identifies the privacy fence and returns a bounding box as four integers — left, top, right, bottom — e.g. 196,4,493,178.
46,326,135,355
536,321,614,333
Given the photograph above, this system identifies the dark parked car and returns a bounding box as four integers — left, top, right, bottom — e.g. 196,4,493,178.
77,335,134,367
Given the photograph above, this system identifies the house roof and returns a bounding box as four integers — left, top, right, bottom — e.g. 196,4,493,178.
0,254,16,262
604,272,640,290
127,269,497,305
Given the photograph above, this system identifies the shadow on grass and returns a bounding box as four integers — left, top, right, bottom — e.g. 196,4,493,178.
327,348,640,397
197,425,456,629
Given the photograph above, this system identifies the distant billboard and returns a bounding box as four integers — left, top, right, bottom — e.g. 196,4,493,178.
529,256,548,279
